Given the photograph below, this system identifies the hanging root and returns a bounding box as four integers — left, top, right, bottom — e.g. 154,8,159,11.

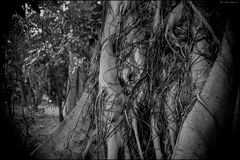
131,109,144,160
82,91,102,159
189,1,219,46
105,109,130,159
150,3,164,159
106,127,123,159
153,0,161,34
165,84,178,150
124,143,130,159
104,93,125,159
151,115,163,159
165,1,184,53
165,0,219,54
81,131,97,159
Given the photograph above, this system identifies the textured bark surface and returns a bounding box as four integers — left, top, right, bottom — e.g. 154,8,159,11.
98,2,124,159
28,1,239,159
64,49,84,116
232,88,239,135
165,83,178,150
172,23,235,159
31,91,92,159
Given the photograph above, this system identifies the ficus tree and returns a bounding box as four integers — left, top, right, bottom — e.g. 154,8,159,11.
3,0,239,159
31,0,239,159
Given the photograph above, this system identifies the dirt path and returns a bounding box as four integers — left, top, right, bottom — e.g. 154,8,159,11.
29,115,59,150
12,107,60,155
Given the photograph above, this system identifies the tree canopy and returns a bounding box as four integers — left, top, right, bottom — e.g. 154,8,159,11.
4,1,103,109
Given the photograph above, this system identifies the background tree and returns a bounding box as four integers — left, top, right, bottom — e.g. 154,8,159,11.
8,1,103,121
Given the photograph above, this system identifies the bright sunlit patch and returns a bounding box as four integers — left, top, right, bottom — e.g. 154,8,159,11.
65,1,70,5
40,9,44,17
61,1,69,12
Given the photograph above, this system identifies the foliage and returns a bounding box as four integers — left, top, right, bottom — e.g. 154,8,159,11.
5,0,103,107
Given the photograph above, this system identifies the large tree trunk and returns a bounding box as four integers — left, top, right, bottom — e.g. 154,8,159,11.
98,2,124,159
172,21,236,159
31,89,94,159
31,44,97,159
30,1,239,160
31,29,100,160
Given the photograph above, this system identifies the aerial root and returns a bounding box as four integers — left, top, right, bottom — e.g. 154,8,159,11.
124,144,130,159
165,1,184,54
107,129,123,159
165,0,220,55
82,130,98,159
189,1,219,46
165,84,178,151
168,124,177,151
132,111,144,160
151,115,163,159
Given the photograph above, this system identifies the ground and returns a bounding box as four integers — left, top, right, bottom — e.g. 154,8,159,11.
12,104,60,156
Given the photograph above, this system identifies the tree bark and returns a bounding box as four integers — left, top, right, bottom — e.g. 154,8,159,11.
33,87,43,111
19,80,28,107
172,22,235,159
164,83,178,151
31,90,93,159
57,96,64,123
64,48,84,116
232,87,239,135
98,1,125,159
151,2,164,159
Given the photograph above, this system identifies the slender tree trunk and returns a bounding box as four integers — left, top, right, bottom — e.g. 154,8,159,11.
48,75,51,96
57,96,64,122
20,80,28,107
26,77,34,109
27,76,35,109
33,87,43,111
